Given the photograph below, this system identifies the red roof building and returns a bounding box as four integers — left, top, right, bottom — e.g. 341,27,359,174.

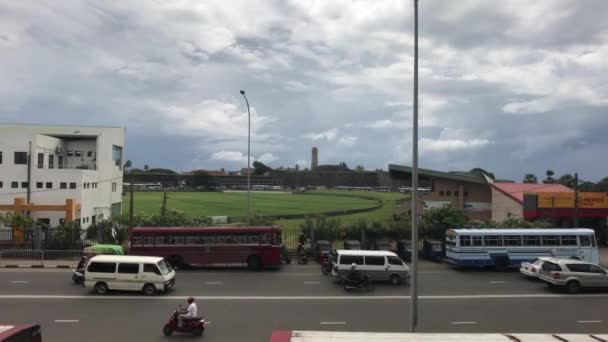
490,182,573,221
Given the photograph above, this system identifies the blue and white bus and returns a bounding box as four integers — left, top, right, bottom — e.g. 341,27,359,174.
445,228,599,269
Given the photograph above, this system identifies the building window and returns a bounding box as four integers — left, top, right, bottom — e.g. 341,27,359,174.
439,191,444,196
0,181,3,188
59,218,65,225
112,182,117,192
58,156,63,169
11,181,18,189
37,153,44,168
83,183,87,189
454,191,459,197
46,182,52,189
67,151,74,157
36,182,43,189
60,182,67,189
112,145,123,170
0,151,2,164
14,152,27,164
74,151,82,157
87,151,95,158
464,191,469,197
48,155,54,169
21,182,28,188
69,182,77,189
446,191,452,196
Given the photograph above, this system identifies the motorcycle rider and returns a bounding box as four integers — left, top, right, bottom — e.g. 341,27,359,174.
179,297,198,327
346,263,362,283
76,255,88,271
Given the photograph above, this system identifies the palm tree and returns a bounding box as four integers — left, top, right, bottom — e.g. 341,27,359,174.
543,170,555,184
523,174,538,184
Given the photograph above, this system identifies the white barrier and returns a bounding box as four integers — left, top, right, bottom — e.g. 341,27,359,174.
0,250,44,267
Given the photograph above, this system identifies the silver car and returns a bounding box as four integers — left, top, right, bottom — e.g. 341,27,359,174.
540,258,608,294
520,257,551,278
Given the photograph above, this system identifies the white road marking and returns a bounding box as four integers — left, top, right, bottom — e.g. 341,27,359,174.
451,321,477,325
10,281,29,283
489,281,505,284
204,282,224,285
303,281,320,285
1,293,608,300
577,320,603,323
54,320,79,323
320,321,346,325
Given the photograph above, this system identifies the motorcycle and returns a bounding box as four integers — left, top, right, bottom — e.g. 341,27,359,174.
341,274,375,292
163,307,205,337
72,269,85,285
321,261,332,275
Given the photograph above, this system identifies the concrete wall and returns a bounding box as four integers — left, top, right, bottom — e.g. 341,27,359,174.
491,188,523,221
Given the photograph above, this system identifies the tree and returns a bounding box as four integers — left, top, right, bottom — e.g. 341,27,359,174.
355,165,365,172
557,174,576,189
594,177,608,192
469,168,495,180
191,171,214,188
252,161,272,175
146,168,177,174
543,170,555,184
338,162,349,170
123,160,132,171
144,164,149,171
523,173,538,184
294,164,300,171
420,205,467,239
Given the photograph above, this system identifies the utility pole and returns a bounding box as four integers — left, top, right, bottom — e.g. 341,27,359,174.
27,141,32,204
240,90,252,225
161,191,167,217
129,177,134,229
574,173,579,228
410,0,419,333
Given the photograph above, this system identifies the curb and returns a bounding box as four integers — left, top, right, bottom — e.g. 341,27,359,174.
0,264,73,269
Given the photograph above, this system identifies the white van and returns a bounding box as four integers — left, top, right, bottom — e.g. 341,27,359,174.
331,250,410,285
84,255,176,295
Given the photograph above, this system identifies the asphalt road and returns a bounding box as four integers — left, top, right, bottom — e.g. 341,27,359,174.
1,261,608,342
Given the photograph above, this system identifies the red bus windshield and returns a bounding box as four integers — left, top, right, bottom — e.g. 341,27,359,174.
128,226,283,269
0,324,42,342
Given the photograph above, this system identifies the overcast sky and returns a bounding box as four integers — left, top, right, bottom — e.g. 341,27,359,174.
1,1,607,181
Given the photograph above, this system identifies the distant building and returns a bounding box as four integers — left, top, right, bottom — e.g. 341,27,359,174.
0,124,125,235
311,147,318,170
389,164,492,220
490,182,573,221
184,168,226,176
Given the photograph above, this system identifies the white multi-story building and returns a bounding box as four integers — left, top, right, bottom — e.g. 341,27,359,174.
0,124,125,229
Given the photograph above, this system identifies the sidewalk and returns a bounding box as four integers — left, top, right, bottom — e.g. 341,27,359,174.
0,259,77,268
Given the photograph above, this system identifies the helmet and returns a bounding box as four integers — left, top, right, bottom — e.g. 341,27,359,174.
187,296,195,304
351,263,356,270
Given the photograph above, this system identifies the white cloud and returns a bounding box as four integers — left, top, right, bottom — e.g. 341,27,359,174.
304,128,339,141
211,151,247,162
296,159,309,168
338,135,358,147
257,152,278,163
420,138,493,152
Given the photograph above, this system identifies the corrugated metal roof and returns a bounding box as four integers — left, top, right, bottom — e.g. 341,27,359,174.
388,164,487,184
491,182,573,204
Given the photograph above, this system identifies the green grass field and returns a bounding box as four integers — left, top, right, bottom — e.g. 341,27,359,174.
124,190,406,231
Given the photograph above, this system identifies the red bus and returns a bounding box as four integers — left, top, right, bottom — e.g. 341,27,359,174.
128,226,282,270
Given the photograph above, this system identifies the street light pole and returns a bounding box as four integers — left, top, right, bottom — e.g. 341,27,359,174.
240,90,251,225
410,0,419,333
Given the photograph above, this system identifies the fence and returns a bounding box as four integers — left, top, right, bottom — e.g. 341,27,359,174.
0,250,83,267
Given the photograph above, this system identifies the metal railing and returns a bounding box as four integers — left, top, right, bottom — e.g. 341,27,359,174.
0,250,43,267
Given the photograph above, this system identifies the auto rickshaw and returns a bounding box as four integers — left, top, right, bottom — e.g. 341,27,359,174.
396,239,413,262
344,240,361,250
314,240,332,263
421,239,444,262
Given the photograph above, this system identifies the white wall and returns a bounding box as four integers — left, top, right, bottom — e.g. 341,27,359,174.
0,124,124,230
491,188,523,221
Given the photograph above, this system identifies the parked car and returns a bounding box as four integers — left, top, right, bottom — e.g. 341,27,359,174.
344,240,361,250
540,258,608,294
331,250,410,285
519,257,551,278
421,240,444,261
314,240,332,263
